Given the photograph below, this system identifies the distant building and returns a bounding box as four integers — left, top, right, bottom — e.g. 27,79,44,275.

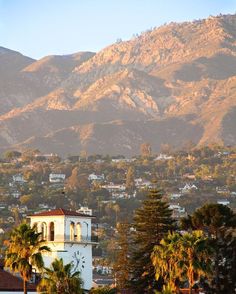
12,174,26,184
154,154,173,161
77,206,93,216
88,173,104,181
179,183,198,193
102,183,126,193
217,199,230,206
170,193,182,200
49,173,66,183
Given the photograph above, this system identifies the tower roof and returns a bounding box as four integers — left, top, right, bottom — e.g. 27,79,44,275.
29,208,95,218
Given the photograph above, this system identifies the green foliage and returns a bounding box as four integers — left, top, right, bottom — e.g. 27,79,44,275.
5,223,50,294
181,204,236,293
89,286,116,294
37,258,83,294
152,231,214,294
129,185,175,293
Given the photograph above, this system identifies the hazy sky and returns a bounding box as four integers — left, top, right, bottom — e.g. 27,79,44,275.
0,0,235,59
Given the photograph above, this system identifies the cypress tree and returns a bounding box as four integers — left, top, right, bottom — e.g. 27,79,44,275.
129,185,175,293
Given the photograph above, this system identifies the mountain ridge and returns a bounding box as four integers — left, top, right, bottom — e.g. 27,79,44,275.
0,13,236,156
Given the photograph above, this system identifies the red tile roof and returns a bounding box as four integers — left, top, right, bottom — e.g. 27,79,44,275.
0,269,37,291
29,208,95,218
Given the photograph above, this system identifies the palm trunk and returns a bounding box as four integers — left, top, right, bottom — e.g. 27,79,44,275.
188,268,193,294
23,279,27,294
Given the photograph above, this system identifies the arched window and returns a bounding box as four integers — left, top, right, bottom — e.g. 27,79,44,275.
49,222,54,241
70,222,75,241
41,222,47,241
76,222,82,241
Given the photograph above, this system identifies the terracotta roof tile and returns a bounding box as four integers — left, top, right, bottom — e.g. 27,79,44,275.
0,269,36,291
29,208,95,218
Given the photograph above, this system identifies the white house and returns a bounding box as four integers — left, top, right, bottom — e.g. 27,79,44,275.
154,154,173,161
217,199,230,206
179,183,198,193
49,173,66,183
28,208,98,291
101,183,126,193
88,173,104,181
77,206,93,216
12,174,26,184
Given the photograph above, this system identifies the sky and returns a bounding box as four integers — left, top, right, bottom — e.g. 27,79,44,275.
0,0,236,59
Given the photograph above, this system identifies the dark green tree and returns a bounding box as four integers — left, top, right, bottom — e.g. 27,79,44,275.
129,185,175,293
181,203,236,294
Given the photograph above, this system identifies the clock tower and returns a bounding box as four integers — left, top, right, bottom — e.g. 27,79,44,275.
29,208,98,291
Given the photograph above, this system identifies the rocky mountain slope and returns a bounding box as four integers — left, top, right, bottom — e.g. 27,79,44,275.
0,14,236,156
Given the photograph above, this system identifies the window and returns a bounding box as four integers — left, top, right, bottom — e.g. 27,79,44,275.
49,222,54,241
70,222,75,241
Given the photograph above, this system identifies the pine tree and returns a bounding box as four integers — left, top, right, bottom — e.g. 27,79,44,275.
129,185,175,293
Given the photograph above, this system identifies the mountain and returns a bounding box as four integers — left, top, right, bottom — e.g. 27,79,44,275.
0,14,236,156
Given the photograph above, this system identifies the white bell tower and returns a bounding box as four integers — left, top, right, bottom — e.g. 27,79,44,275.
29,208,98,291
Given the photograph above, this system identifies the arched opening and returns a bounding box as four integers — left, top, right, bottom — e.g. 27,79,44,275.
76,222,82,241
32,222,38,232
49,222,54,241
41,222,47,241
70,222,75,241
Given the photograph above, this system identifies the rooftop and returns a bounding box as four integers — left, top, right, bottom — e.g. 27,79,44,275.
0,269,37,291
29,208,95,218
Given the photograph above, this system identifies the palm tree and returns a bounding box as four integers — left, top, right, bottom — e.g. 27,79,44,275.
5,223,50,294
37,258,83,294
178,231,213,294
152,231,214,294
152,232,182,293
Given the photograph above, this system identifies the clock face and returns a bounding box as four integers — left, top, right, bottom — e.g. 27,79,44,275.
72,250,86,272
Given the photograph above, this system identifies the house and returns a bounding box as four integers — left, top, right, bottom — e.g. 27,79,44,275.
77,206,93,216
217,199,230,206
49,173,66,183
170,193,182,200
169,204,186,213
28,208,98,291
216,186,230,194
101,183,126,193
154,154,173,161
88,173,105,181
12,174,26,184
179,183,198,193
